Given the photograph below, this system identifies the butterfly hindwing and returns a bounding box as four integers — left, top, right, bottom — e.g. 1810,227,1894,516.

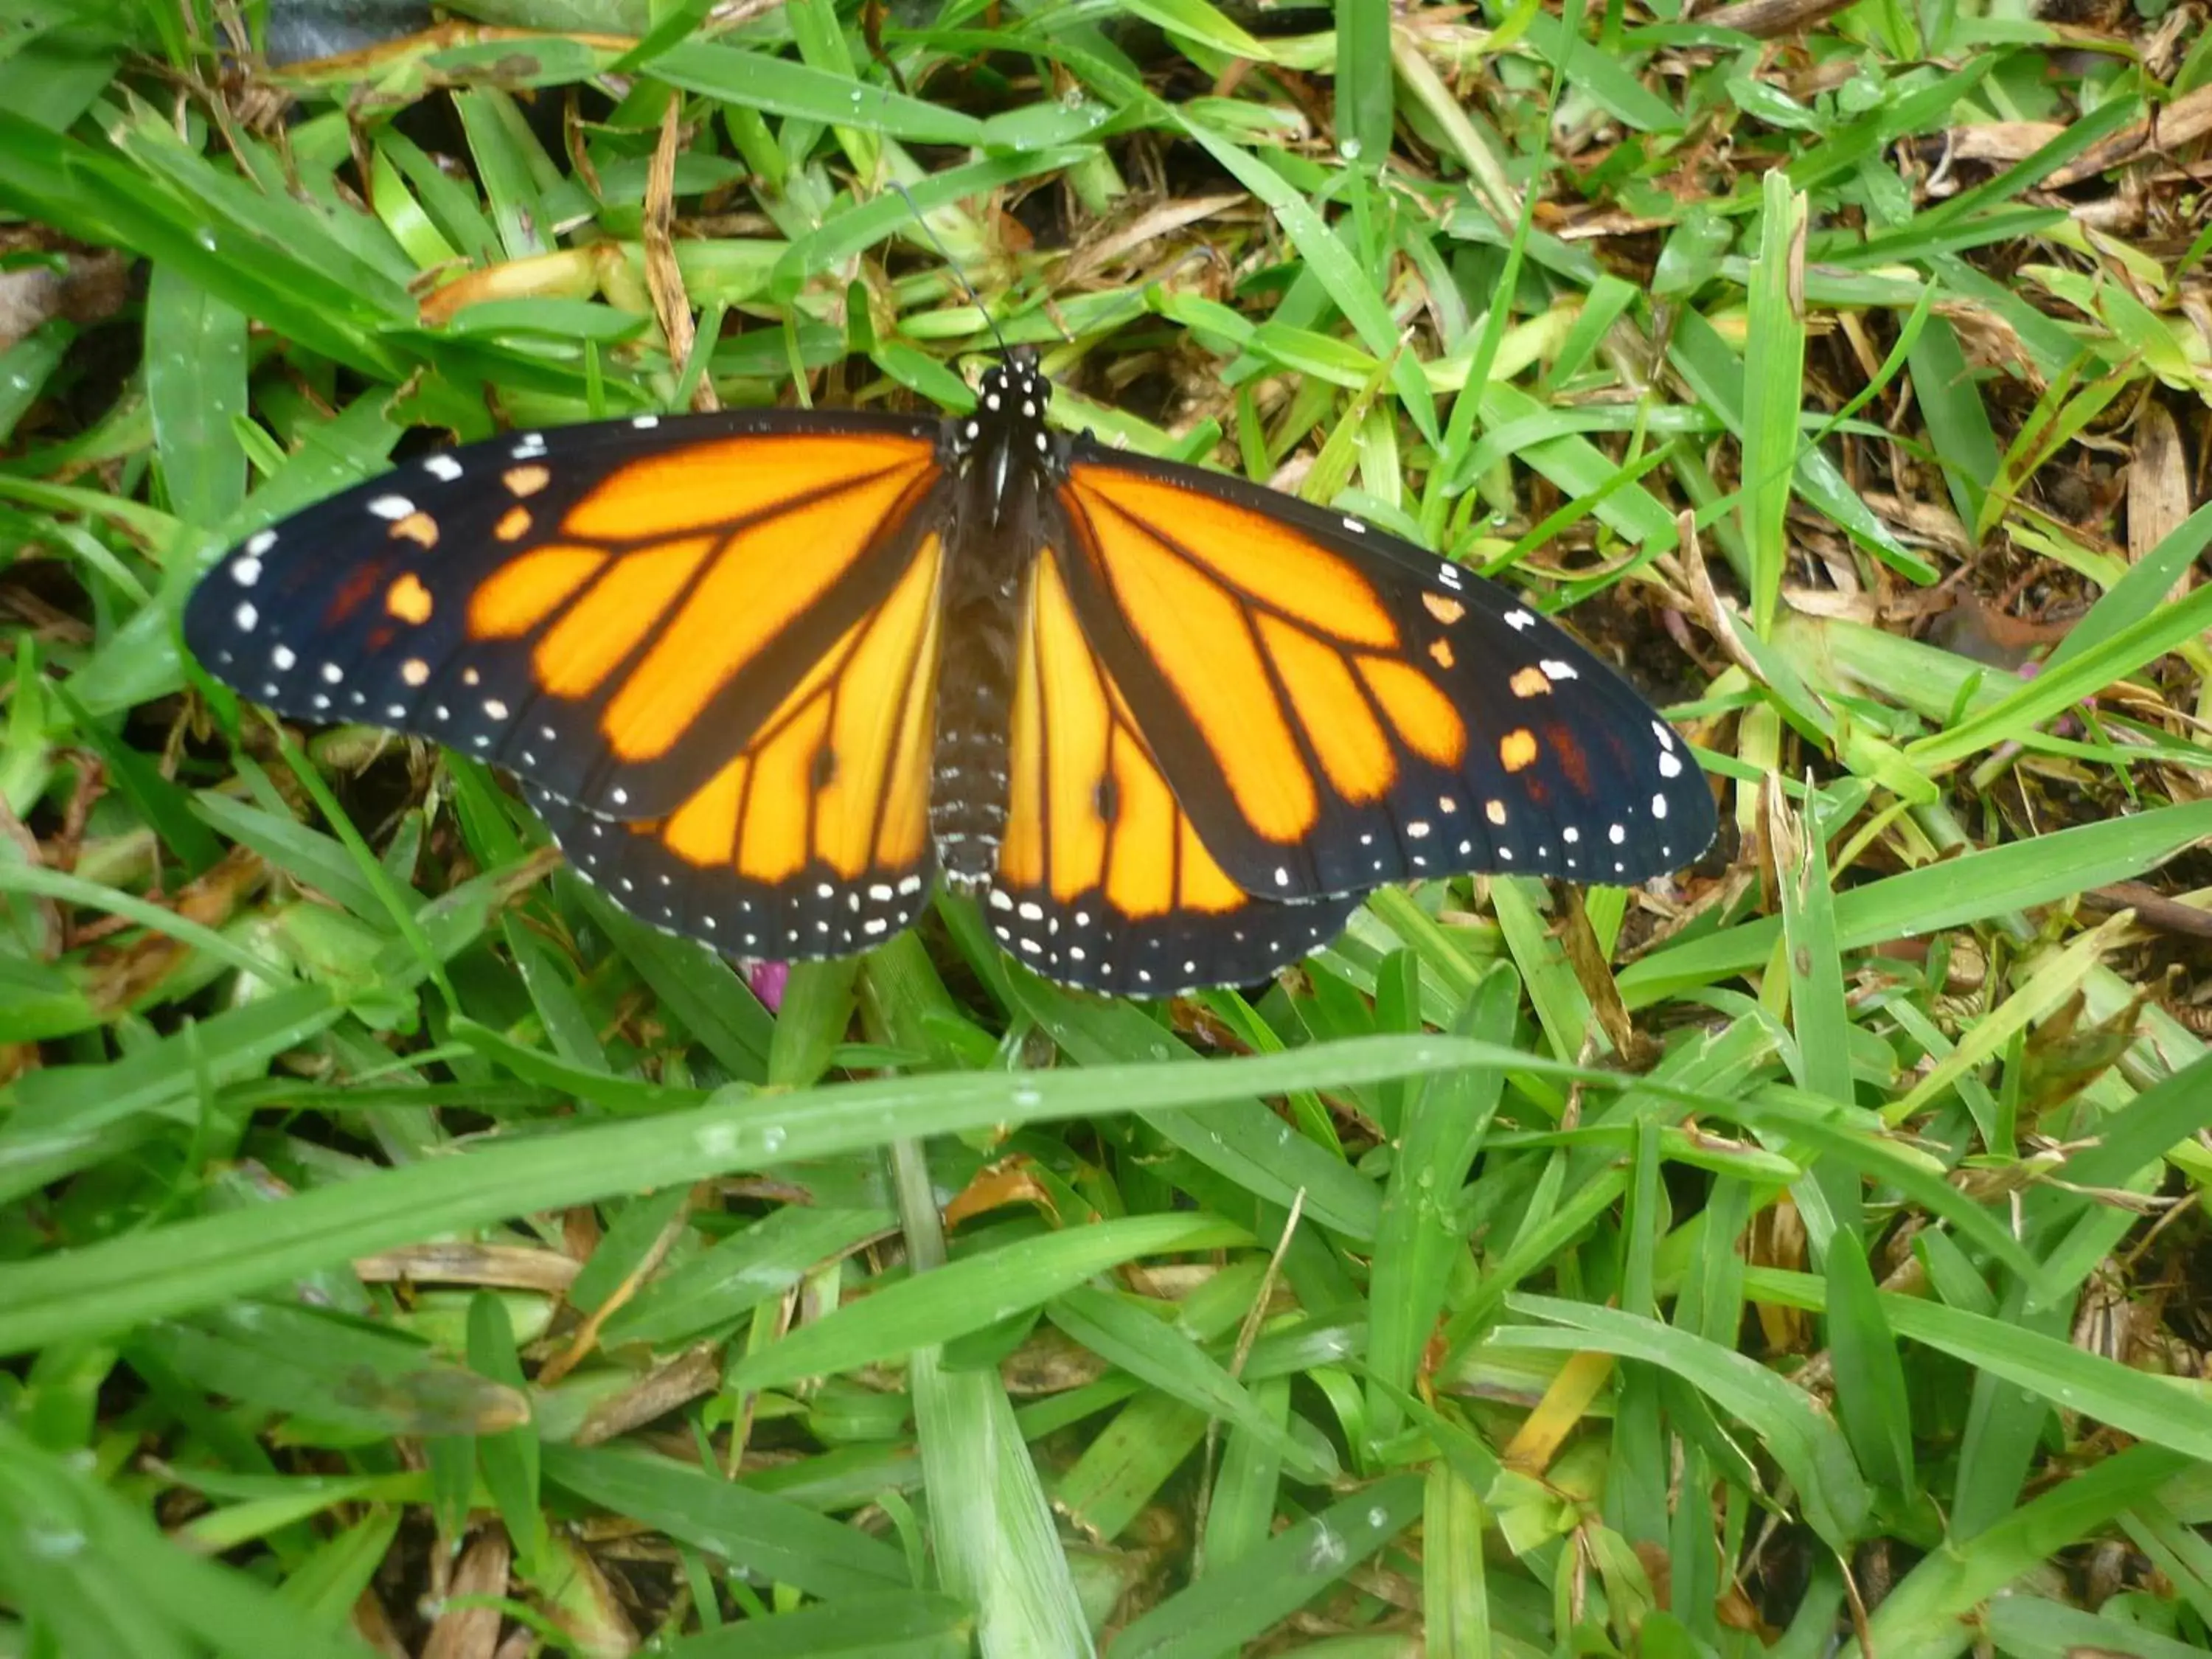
524,518,948,959
988,549,1364,992
1049,451,1715,898
183,410,945,818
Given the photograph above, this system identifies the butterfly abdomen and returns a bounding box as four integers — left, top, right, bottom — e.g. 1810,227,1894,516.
928,580,1020,888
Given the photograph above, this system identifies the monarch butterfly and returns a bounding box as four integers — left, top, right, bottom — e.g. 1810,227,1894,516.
183,349,1714,993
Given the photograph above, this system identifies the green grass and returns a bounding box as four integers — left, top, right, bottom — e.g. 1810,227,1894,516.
2,1,2211,1655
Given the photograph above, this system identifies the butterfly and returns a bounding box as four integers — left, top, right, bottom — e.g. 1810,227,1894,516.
182,348,1714,995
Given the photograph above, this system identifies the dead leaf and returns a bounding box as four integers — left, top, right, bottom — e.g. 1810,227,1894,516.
2127,401,2193,599
422,1528,511,1659
644,97,716,414
945,1156,1062,1228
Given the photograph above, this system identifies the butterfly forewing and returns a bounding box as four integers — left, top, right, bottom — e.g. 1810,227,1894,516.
183,410,942,818
1051,450,1715,899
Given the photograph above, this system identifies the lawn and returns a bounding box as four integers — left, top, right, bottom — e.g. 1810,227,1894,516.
1,1,2210,1656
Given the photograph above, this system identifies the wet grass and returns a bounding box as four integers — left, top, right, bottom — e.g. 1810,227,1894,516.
1,1,2211,1655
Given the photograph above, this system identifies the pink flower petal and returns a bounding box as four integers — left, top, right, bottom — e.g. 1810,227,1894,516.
748,959,790,1013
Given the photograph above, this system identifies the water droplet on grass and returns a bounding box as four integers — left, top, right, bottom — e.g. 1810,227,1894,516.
25,1527,85,1559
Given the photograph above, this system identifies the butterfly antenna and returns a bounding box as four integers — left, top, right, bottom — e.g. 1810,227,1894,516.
888,179,1012,360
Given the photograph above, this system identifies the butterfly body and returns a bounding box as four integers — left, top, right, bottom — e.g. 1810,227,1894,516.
184,350,1714,994
925,355,1061,894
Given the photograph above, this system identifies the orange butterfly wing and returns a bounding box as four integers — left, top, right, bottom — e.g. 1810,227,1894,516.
526,526,947,955
986,548,1361,992
184,413,946,821
1048,453,1713,900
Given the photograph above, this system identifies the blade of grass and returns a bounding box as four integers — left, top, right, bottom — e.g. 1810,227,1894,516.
1108,1475,1423,1658
1741,173,1807,636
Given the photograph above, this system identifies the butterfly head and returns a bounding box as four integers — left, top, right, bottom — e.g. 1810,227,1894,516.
975,347,1049,422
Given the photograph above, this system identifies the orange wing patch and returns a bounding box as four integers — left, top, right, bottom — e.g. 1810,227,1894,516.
560,432,933,541
1004,555,1246,921
1059,492,1318,842
991,545,1368,992
597,452,936,762
386,573,435,624
462,433,940,764
1254,616,1394,799
648,533,945,884
1062,464,1470,843
535,535,717,701
1356,658,1463,767
470,546,608,637
1071,469,1397,647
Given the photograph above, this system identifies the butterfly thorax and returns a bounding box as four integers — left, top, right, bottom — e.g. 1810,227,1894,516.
928,355,1057,892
